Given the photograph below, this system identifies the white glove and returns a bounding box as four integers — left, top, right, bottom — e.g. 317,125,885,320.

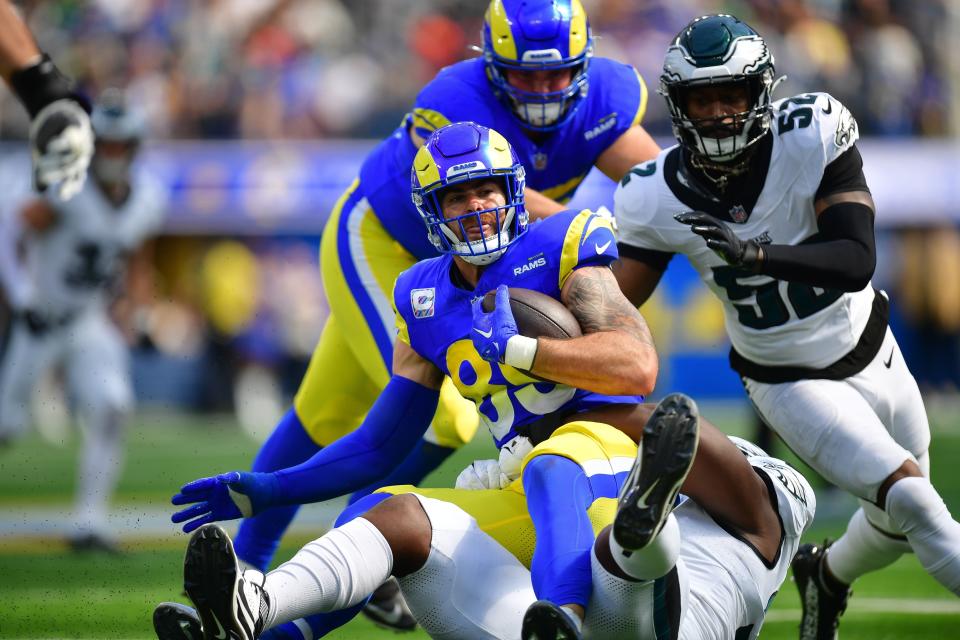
30,99,94,200
498,435,534,482
594,205,618,233
455,459,511,490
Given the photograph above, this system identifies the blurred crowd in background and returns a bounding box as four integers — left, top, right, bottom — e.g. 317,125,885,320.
1,0,957,140
1,0,958,423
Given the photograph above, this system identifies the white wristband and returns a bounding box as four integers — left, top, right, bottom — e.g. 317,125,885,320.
504,334,538,371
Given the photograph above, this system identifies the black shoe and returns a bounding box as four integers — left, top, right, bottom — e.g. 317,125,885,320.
68,533,123,555
183,524,269,640
153,602,203,640
792,541,851,640
613,393,700,551
361,576,417,632
521,600,582,640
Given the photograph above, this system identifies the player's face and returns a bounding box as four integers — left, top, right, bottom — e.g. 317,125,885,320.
93,140,136,183
683,82,751,136
504,68,573,94
440,179,508,242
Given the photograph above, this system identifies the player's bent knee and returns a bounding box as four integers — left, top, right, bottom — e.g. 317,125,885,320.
362,494,432,576
334,492,392,528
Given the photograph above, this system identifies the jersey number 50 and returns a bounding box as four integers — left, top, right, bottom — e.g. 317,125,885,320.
712,266,843,329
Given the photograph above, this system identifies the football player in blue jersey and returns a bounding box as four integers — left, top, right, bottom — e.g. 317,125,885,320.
165,120,655,639
224,0,660,629
156,122,794,640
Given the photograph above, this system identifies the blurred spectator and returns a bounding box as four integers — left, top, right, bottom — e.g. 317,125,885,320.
1,0,951,141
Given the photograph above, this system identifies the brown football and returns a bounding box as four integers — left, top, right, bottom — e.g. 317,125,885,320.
481,287,582,340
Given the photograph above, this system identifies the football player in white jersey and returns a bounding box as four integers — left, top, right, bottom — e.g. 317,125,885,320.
0,89,166,551
160,394,814,640
613,14,960,639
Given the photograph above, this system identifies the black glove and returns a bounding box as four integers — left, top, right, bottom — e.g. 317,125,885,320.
675,211,763,270
10,54,93,199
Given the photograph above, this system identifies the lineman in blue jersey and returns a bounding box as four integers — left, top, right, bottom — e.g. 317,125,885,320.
614,14,960,640
228,0,660,624
160,125,810,640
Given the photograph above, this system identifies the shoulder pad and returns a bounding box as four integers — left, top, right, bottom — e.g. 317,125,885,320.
773,92,858,164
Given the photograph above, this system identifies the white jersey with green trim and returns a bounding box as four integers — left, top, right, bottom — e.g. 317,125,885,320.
615,92,875,369
23,174,166,317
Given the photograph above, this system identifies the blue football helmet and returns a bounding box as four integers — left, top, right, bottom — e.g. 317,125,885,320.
482,0,593,132
411,122,527,266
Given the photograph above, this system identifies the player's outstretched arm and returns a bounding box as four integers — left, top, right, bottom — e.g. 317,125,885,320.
171,342,443,533
538,266,658,395
1,2,93,200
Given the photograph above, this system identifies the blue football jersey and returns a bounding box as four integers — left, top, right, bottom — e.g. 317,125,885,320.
361,56,648,260
393,209,642,448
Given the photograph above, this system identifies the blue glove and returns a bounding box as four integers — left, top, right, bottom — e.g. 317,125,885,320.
171,471,277,533
471,284,518,363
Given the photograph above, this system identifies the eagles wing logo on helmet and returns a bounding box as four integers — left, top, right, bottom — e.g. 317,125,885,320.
482,0,594,132
659,14,776,164
410,122,527,265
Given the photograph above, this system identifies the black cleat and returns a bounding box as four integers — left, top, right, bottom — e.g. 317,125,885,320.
361,576,417,632
792,541,851,640
521,600,582,640
153,602,202,640
183,524,268,640
613,393,700,551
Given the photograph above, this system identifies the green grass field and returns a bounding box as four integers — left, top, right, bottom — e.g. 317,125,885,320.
1,406,958,639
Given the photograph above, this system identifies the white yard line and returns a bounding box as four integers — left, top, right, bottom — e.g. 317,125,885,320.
766,598,960,621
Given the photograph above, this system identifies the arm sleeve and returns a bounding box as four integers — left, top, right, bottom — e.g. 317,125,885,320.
815,145,869,200
616,243,674,272
759,200,876,292
269,376,440,506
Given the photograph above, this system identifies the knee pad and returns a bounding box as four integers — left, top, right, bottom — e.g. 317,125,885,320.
886,476,950,537
399,495,535,640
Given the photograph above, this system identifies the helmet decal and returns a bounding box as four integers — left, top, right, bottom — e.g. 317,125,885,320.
411,122,527,265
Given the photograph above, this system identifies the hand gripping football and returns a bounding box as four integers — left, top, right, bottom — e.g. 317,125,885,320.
481,287,582,340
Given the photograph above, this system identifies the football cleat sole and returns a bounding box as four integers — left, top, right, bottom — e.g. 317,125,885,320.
183,524,254,640
614,393,700,551
521,600,583,640
153,602,203,640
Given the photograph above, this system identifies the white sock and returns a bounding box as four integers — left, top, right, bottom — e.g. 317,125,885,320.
75,409,125,536
262,517,393,627
609,513,681,581
559,606,584,632
826,508,906,585
885,476,960,595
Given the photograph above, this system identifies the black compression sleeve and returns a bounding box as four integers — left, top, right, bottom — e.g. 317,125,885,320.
617,242,674,272
816,145,869,200
758,201,876,292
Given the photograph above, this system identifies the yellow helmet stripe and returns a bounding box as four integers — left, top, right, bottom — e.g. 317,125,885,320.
486,128,515,170
412,145,441,189
567,0,589,58
486,0,517,60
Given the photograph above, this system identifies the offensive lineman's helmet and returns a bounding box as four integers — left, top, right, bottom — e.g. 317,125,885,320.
660,14,775,163
482,0,593,132
411,122,527,266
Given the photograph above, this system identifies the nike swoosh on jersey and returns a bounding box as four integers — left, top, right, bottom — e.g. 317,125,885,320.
595,240,612,255
822,99,833,114
474,327,493,339
884,346,894,368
